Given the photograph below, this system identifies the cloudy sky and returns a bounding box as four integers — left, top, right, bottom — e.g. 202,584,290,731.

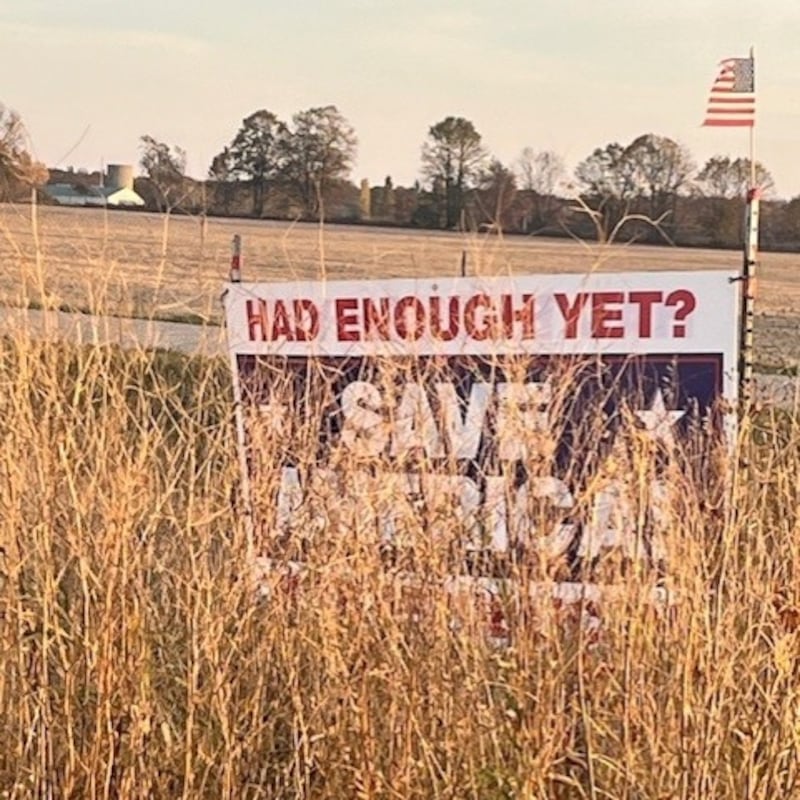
2,0,799,196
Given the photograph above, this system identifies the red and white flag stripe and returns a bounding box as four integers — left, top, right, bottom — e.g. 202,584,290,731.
702,56,755,128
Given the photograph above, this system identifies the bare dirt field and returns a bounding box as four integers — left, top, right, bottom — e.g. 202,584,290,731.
1,203,798,369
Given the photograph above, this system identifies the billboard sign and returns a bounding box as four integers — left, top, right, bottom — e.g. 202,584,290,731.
223,271,739,637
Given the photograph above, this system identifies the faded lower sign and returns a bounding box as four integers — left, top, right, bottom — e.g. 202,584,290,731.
223,271,740,637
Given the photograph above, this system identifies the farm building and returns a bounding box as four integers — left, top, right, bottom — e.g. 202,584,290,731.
44,163,145,208
44,184,145,207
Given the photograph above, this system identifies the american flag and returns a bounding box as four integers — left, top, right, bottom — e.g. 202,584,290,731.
702,56,755,127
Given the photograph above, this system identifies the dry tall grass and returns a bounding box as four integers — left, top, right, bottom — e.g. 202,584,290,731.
0,330,798,798
1,204,799,798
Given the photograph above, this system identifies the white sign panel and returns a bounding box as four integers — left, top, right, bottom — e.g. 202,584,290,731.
223,271,739,638
225,272,737,359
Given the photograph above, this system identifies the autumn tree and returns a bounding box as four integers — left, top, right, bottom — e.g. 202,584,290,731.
421,116,487,229
139,135,188,211
281,105,357,218
218,110,287,217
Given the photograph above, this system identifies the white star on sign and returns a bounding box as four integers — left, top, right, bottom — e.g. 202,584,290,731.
634,388,685,448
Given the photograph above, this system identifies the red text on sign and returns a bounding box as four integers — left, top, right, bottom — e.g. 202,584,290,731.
553,290,697,339
334,293,535,343
246,298,320,342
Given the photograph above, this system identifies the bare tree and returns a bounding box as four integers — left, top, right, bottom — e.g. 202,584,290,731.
574,142,637,240
517,148,565,195
574,134,694,241
0,105,47,200
697,156,774,199
695,156,774,247
139,135,188,211
516,148,566,231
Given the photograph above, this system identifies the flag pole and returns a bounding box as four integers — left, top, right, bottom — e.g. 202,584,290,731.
738,45,759,412
749,46,756,186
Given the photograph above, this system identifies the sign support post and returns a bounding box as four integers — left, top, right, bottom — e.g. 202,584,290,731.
738,186,760,410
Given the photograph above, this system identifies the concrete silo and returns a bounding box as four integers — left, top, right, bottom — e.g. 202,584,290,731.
106,164,135,191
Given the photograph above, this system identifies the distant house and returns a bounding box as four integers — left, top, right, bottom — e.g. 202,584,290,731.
44,163,145,208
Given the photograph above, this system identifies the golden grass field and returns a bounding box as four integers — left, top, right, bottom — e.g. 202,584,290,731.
1,203,798,369
0,335,798,798
0,202,799,797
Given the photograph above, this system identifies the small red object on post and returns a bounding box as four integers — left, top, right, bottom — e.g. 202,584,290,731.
230,234,242,282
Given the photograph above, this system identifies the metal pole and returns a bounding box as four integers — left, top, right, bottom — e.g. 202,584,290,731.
739,46,758,410
230,234,242,282
749,46,756,187
739,187,760,408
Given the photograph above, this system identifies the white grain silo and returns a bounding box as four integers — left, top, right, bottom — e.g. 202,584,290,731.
106,163,135,191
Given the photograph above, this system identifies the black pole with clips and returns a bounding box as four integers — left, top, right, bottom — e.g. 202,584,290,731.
733,187,760,411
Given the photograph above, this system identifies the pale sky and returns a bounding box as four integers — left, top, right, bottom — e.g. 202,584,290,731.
3,1,799,197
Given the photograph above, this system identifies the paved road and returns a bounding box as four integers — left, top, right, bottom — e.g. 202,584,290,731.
1,306,797,409
0,306,227,357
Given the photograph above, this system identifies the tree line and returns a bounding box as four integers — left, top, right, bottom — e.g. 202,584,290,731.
3,100,800,250
134,108,794,250
136,106,356,220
